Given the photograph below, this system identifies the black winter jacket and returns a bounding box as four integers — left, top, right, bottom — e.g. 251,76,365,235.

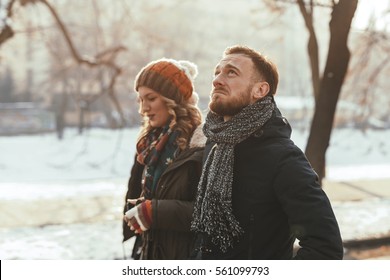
196,108,343,260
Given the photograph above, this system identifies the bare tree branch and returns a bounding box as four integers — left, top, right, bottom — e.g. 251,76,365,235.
39,0,128,127
1,0,129,127
275,0,333,8
0,0,17,46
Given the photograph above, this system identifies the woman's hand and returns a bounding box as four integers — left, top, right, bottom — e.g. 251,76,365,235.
124,199,152,234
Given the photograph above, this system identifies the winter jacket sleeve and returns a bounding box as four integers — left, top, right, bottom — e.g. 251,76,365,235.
151,199,194,232
273,146,344,260
122,155,144,242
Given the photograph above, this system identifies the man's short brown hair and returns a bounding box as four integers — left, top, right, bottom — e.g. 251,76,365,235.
224,45,279,96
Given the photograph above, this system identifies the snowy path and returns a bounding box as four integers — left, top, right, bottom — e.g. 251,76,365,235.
0,179,135,260
0,221,130,260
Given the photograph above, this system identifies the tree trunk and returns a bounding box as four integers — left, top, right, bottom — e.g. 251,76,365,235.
78,107,85,135
305,0,358,183
55,86,68,140
296,0,320,102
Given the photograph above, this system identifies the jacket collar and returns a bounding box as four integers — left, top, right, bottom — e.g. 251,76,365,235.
253,106,292,140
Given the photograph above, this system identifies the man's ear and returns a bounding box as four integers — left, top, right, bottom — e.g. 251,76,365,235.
252,82,270,100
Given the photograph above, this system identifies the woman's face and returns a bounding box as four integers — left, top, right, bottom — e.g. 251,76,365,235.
137,86,171,128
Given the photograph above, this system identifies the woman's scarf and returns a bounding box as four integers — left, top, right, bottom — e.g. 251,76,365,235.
137,123,179,199
191,96,275,253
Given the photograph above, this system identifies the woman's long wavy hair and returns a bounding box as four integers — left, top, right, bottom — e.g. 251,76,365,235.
137,95,202,151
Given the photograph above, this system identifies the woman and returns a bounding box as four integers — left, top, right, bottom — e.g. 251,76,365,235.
122,58,205,259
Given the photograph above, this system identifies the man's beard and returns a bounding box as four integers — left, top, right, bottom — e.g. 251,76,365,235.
209,85,252,117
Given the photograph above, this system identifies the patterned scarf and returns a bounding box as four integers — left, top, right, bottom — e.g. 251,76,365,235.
137,123,179,199
191,96,275,253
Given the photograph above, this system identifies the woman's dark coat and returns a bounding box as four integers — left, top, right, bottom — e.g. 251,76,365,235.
123,126,206,259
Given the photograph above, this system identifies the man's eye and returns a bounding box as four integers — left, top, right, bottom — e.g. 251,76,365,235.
228,70,237,75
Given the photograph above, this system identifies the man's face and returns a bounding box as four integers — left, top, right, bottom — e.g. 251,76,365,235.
209,54,256,119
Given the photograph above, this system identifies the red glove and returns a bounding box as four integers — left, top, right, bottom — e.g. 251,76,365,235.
124,200,152,233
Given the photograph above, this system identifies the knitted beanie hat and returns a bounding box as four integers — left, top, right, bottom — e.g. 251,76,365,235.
135,58,198,104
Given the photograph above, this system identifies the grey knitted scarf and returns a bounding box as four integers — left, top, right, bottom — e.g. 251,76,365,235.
191,96,275,253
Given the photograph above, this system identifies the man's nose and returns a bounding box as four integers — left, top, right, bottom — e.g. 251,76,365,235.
212,74,224,87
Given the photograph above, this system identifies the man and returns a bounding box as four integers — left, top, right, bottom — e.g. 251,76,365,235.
191,45,343,259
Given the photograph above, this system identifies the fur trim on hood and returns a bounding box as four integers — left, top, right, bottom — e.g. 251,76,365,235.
189,124,207,149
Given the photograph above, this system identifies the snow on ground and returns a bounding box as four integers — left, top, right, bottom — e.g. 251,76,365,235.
0,127,390,259
0,221,135,260
291,128,390,180
0,128,139,183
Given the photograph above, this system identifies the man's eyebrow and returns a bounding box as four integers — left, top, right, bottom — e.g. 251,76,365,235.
225,63,241,73
214,63,241,73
